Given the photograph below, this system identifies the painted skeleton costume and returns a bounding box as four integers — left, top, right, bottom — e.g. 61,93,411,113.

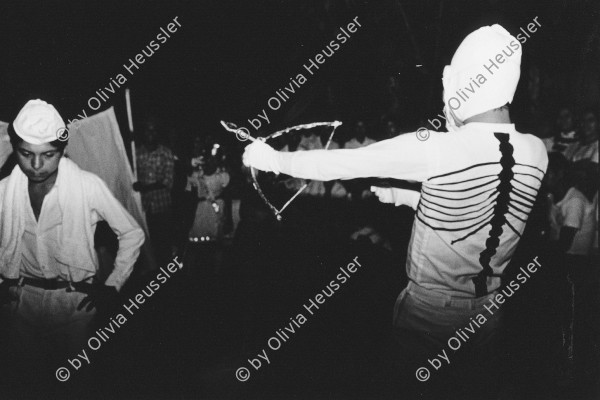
243,25,548,297
260,122,546,297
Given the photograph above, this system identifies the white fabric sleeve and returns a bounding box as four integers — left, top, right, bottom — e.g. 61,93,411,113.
89,176,145,291
275,132,438,182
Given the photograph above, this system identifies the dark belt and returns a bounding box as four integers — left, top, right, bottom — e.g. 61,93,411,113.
3,278,92,291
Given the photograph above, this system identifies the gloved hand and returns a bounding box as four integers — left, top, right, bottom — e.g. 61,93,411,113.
370,186,421,210
242,140,281,174
77,284,120,313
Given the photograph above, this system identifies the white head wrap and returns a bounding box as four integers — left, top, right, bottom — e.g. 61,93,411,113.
13,99,66,145
442,24,522,130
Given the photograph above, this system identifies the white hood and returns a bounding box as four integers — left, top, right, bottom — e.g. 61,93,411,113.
442,24,522,130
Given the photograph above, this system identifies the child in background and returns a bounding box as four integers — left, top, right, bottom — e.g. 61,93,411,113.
184,141,230,275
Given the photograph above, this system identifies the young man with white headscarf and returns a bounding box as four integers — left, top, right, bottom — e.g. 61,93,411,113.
0,99,145,390
243,25,548,397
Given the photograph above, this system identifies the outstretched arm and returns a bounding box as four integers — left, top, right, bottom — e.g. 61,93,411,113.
243,132,439,183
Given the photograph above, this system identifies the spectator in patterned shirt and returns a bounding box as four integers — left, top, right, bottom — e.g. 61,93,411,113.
133,117,175,265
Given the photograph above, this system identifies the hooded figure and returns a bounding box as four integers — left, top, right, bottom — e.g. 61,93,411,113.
241,24,547,398
442,24,522,130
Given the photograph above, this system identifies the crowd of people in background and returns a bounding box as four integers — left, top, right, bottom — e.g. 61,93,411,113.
135,106,597,260
131,101,598,393
0,1,597,397
540,107,598,385
134,114,395,266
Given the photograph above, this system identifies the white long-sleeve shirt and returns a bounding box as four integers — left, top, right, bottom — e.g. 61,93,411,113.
0,169,145,290
274,122,548,297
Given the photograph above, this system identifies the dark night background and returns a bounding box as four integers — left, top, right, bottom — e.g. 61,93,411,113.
1,0,599,140
1,1,599,399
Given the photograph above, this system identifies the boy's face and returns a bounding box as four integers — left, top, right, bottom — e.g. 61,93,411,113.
15,141,63,183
